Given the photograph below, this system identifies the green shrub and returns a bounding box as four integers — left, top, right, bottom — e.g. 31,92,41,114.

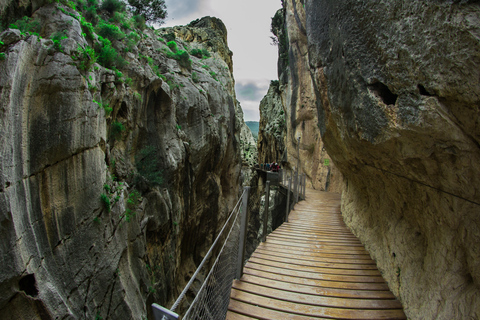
96,20,125,41
190,48,210,59
74,45,96,71
10,16,41,34
96,36,127,69
191,72,199,83
166,49,191,69
100,193,111,212
126,31,140,51
167,41,177,53
110,120,125,140
209,71,218,81
80,17,95,41
103,103,113,116
164,32,175,42
0,53,6,61
100,0,126,14
110,11,127,24
131,14,146,30
135,146,163,186
51,31,68,52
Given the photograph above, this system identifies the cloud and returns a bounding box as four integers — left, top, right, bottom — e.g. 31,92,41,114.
164,0,204,21
239,101,261,122
235,81,269,102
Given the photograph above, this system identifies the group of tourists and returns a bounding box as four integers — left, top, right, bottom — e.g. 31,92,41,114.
263,162,280,172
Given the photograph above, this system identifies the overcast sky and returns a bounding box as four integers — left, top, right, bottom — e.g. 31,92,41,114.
163,0,281,121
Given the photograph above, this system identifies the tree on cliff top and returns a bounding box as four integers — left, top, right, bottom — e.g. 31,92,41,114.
127,0,167,25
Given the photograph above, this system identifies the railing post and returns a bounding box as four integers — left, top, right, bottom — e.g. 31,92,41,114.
262,181,270,242
152,304,179,320
303,174,306,199
236,187,250,279
286,177,292,222
295,170,299,204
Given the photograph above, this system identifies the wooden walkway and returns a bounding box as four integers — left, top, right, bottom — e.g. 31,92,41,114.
226,188,406,319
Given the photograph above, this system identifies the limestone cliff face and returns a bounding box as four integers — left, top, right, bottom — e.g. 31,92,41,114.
306,0,480,318
273,1,342,192
237,102,258,187
0,4,242,319
257,81,285,165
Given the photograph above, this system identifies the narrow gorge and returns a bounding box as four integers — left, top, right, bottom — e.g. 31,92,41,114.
1,0,479,319
266,0,480,319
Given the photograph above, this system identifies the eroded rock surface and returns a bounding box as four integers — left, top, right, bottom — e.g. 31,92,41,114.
306,0,480,318
272,1,342,192
257,81,286,165
0,4,243,319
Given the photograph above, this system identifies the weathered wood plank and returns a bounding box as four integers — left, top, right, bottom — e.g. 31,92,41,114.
228,189,406,319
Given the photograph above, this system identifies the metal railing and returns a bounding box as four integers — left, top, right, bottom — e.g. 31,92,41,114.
152,171,306,320
152,188,250,320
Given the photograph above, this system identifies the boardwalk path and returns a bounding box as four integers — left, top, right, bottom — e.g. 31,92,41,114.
226,188,406,319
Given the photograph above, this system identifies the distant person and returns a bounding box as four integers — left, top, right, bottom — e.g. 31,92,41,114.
266,163,271,171
272,163,279,172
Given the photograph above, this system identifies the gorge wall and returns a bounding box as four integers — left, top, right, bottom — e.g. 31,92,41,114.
265,2,342,192
292,0,479,318
0,2,244,319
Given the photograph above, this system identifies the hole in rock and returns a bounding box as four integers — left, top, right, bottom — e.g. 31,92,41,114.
392,252,396,258
368,81,398,105
418,84,434,96
19,274,38,297
117,101,128,119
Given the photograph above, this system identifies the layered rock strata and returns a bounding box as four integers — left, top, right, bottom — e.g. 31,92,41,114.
305,0,480,318
271,2,342,192
0,4,243,319
257,81,286,166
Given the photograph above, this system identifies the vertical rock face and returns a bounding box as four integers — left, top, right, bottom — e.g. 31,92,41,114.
306,0,480,318
257,81,286,165
237,101,258,186
273,1,342,192
0,4,243,319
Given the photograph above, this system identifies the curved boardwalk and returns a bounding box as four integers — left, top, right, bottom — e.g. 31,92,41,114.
226,188,406,319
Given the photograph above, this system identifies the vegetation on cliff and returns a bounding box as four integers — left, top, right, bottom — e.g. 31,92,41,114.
0,0,244,318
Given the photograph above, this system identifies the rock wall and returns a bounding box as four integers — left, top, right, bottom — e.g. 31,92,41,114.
273,1,342,192
257,81,286,165
0,3,243,319
306,0,480,318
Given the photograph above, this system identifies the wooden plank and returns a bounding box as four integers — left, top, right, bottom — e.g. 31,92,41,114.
257,241,369,255
225,310,257,320
271,230,361,242
265,238,367,251
230,289,406,320
266,234,365,247
228,299,325,320
253,249,376,266
239,274,396,299
228,188,406,319
245,262,385,283
248,256,381,276
232,281,403,309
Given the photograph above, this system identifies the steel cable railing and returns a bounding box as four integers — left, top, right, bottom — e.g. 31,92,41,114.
152,188,249,320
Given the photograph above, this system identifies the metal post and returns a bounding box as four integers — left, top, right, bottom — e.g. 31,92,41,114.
236,187,250,279
295,170,299,204
303,174,306,199
279,169,283,185
152,304,179,320
291,172,296,209
262,181,270,242
286,177,292,222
